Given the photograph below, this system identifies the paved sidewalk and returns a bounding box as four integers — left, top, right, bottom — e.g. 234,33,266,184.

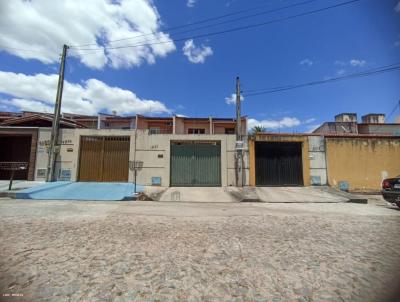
0,180,44,192
157,187,243,202
255,187,349,203
152,186,349,203
15,182,144,201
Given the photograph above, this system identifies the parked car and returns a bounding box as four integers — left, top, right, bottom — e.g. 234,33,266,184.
382,175,400,207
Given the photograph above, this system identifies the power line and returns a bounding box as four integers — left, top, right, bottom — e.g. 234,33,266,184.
70,1,279,47
364,100,400,132
242,63,400,97
73,0,361,52
70,0,320,49
386,100,400,121
71,0,363,53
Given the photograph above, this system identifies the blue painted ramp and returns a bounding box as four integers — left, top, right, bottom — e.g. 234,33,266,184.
15,182,144,201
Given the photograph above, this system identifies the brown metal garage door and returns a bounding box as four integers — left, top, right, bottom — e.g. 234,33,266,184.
78,136,130,182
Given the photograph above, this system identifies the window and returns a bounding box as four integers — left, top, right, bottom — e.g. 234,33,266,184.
149,127,161,134
225,128,235,134
188,128,205,134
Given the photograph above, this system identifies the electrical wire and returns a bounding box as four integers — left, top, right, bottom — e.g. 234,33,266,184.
70,0,363,53
70,0,320,49
242,63,400,97
387,100,400,120
362,100,400,132
69,1,280,47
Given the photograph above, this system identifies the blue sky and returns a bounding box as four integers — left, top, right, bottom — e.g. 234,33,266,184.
0,0,399,132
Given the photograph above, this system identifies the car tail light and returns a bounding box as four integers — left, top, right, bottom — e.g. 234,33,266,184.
382,179,391,189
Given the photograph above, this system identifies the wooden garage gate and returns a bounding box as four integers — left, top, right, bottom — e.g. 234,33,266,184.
78,136,130,182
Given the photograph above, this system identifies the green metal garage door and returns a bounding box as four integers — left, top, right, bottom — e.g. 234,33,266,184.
170,142,221,187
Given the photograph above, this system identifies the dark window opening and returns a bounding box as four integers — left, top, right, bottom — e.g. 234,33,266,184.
188,128,206,134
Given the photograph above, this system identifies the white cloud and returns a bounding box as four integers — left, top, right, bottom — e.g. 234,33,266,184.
4,98,53,113
182,39,213,64
0,71,170,115
336,69,346,76
350,59,366,67
225,93,244,105
0,0,176,69
248,117,301,130
187,0,197,7
335,59,366,68
331,59,367,78
300,59,313,66
395,1,400,12
304,118,316,124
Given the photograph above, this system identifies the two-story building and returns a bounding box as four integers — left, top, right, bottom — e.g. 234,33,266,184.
0,112,248,187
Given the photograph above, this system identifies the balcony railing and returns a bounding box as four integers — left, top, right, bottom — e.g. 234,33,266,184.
148,129,173,135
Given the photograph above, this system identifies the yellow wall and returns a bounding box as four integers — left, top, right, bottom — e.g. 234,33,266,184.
249,139,255,186
249,135,310,186
326,137,400,192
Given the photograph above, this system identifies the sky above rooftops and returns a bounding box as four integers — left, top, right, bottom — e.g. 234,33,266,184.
0,0,399,133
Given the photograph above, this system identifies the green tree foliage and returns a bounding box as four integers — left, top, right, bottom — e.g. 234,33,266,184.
250,125,266,135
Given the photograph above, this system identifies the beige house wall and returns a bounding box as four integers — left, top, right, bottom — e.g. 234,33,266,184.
34,129,249,187
174,117,185,134
133,132,249,187
35,128,77,181
35,128,132,182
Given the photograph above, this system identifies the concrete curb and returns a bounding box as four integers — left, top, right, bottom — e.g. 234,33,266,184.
0,191,17,198
1,186,367,204
253,201,347,204
346,198,368,204
240,198,262,202
240,187,261,202
312,186,369,204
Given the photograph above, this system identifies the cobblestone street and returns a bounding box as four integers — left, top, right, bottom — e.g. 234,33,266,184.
1,198,400,302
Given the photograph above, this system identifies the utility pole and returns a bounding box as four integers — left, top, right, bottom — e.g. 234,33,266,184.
46,44,68,182
133,118,138,194
235,76,243,187
236,76,241,141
